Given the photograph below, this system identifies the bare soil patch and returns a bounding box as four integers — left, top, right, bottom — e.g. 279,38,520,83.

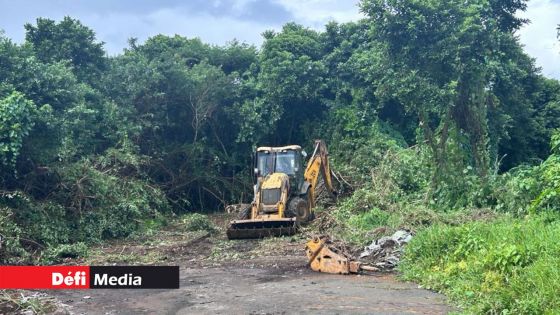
9,214,452,314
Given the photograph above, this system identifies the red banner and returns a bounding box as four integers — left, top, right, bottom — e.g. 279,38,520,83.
0,266,90,289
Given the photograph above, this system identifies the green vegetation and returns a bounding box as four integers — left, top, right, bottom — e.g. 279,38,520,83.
41,242,88,264
182,213,216,233
401,215,560,314
0,1,560,313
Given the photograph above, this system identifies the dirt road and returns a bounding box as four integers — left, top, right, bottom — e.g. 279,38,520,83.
52,257,450,314
38,214,452,314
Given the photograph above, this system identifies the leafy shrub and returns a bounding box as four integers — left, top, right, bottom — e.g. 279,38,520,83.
0,91,36,168
332,188,398,244
52,156,170,241
529,153,560,212
336,188,387,215
493,131,560,215
41,242,88,264
0,205,29,264
348,207,390,230
8,197,71,246
492,165,540,215
330,121,410,188
183,213,216,233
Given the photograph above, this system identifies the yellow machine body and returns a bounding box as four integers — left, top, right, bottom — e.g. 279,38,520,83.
227,140,337,240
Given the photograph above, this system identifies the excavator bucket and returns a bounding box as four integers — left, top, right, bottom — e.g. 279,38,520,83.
306,237,361,274
226,218,298,239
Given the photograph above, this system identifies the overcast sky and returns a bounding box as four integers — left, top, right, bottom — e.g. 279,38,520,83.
0,0,558,79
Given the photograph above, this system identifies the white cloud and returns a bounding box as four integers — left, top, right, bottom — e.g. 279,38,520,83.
146,8,271,45
232,0,258,12
273,0,363,28
517,0,560,79
46,5,286,55
80,0,365,55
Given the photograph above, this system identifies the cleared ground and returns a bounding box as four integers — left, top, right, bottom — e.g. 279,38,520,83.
42,214,451,314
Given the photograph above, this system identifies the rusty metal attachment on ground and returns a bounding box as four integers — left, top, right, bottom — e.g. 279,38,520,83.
305,230,414,274
305,230,413,274
305,237,363,274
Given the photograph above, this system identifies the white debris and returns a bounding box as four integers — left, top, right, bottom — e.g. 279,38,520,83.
359,230,413,270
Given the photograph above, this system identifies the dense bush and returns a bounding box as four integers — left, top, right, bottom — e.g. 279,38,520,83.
0,205,29,264
400,215,560,314
493,130,560,215
0,149,170,264
529,135,560,212
329,121,410,188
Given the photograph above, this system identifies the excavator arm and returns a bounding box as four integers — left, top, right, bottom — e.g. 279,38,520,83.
304,140,337,207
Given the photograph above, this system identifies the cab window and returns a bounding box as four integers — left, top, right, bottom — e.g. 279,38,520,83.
257,152,273,176
275,151,296,175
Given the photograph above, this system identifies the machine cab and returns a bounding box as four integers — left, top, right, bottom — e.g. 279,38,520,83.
254,145,305,191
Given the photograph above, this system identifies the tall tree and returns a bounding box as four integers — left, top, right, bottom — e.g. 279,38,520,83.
25,17,107,85
359,0,529,190
237,23,327,145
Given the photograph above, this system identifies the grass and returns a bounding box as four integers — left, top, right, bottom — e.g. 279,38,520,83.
326,189,498,247
399,212,560,314
0,290,57,314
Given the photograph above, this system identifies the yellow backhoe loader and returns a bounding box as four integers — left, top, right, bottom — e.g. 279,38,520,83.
227,140,337,239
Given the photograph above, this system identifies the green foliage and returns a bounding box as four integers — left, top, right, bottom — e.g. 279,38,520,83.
238,23,327,145
0,17,559,313
104,36,251,210
0,205,29,264
400,215,560,314
53,155,170,241
347,208,390,230
25,16,107,84
492,166,539,215
41,242,88,264
0,148,170,264
359,0,535,189
9,197,71,246
0,91,36,168
493,130,560,214
529,155,560,212
182,213,216,233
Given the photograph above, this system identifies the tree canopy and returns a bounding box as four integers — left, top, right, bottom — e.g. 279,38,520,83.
1,6,559,264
